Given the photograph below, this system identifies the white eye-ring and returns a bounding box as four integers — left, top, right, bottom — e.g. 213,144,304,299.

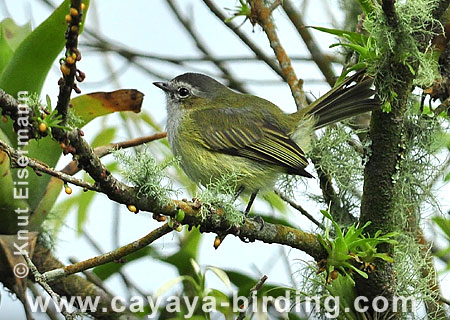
177,87,190,98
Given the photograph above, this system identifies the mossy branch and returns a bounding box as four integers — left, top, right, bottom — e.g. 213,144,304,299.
358,0,450,316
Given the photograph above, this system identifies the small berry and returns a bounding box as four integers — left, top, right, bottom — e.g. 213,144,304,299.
152,213,166,222
127,204,137,213
214,237,221,249
81,3,86,10
330,270,339,280
66,56,75,64
65,14,72,23
39,122,47,133
60,64,70,76
65,185,72,195
71,25,78,32
70,8,78,16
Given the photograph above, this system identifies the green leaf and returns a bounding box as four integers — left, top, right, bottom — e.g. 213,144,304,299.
356,0,376,15
262,191,287,214
190,258,202,277
0,129,31,233
255,214,297,229
90,127,117,148
205,266,231,289
0,18,31,74
311,26,368,46
29,89,143,220
0,0,90,99
0,1,90,213
433,217,450,239
162,228,202,276
206,289,233,318
155,275,199,297
29,177,64,231
76,191,95,235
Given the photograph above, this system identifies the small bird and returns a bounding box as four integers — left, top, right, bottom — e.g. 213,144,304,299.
154,72,378,214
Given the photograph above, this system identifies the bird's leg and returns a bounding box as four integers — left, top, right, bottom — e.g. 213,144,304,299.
234,186,245,202
245,190,264,230
245,190,258,216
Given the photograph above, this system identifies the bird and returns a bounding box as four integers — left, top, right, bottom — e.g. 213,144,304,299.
154,71,378,215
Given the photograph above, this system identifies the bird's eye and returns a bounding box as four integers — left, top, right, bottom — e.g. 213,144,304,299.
177,87,190,98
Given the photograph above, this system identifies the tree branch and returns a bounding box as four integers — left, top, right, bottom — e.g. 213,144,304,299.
165,0,247,93
249,0,305,109
42,224,173,282
202,0,285,80
274,188,326,230
24,253,75,320
0,139,99,192
31,243,132,319
282,0,337,86
55,0,84,123
358,0,450,315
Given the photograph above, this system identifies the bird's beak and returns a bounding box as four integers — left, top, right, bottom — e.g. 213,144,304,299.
153,81,171,92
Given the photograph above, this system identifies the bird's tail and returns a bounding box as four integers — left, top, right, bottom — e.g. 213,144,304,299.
297,71,379,129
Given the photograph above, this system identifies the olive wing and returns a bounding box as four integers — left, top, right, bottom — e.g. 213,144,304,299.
192,108,313,178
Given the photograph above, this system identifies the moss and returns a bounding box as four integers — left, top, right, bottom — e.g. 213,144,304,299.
195,171,244,226
363,0,442,110
392,103,443,229
309,125,366,216
113,148,178,208
393,234,444,319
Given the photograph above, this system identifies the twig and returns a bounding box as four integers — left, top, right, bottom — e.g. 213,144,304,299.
434,97,450,116
310,147,356,226
24,253,76,320
274,189,325,230
42,223,173,282
31,243,128,319
0,139,99,191
249,0,305,109
0,88,24,116
68,257,115,297
280,246,298,288
236,275,268,320
60,131,167,176
269,0,282,12
165,0,247,93
55,0,84,124
28,283,62,320
0,89,37,140
82,231,149,298
96,132,167,158
40,0,171,83
440,296,450,306
82,44,341,63
281,0,336,86
202,0,284,80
